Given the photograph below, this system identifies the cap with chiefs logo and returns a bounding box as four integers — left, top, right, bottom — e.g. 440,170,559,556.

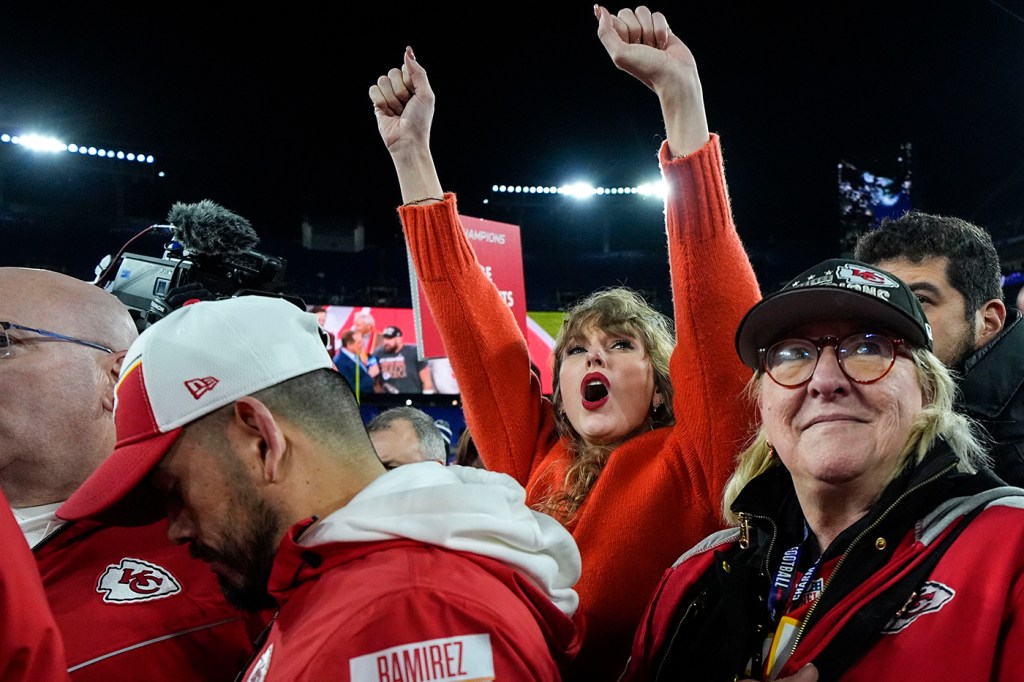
58,295,335,522
734,258,933,370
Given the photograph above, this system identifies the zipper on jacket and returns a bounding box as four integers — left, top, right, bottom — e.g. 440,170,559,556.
781,462,956,668
738,511,779,578
654,588,708,682
651,513,778,682
232,611,279,682
734,512,781,680
739,512,752,548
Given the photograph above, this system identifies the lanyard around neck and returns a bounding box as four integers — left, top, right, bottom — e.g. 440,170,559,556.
767,527,823,620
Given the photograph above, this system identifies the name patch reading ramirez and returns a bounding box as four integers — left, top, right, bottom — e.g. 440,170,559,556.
349,633,495,681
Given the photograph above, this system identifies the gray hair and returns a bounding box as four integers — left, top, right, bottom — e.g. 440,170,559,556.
366,406,447,463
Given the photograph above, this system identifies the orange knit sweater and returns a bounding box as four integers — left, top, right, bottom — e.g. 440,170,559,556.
399,134,761,681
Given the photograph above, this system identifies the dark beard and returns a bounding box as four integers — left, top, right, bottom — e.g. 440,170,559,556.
190,494,283,612
948,325,979,373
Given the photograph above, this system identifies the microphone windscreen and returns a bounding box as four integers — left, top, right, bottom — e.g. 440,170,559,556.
166,199,259,255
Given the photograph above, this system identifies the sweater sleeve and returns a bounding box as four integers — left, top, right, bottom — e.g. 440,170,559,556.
661,134,761,518
399,196,554,485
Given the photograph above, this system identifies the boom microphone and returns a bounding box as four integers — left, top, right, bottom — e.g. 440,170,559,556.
166,199,260,256
96,198,295,332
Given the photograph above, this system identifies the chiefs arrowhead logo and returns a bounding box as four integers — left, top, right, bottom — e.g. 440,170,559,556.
96,558,182,603
883,580,954,633
184,376,219,399
836,263,899,288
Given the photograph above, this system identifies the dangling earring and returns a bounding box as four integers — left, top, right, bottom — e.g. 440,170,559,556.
648,394,664,431
766,442,776,458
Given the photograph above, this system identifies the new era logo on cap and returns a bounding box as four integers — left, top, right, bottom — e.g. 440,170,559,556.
185,377,219,399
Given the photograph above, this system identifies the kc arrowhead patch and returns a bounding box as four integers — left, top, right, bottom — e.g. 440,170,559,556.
96,557,182,603
883,580,955,633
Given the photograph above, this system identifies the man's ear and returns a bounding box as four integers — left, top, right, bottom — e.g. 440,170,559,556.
233,397,288,484
101,350,128,413
976,298,1007,348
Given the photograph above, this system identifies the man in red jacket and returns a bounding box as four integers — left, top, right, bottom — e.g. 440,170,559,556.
60,294,584,681
0,267,267,681
0,487,69,681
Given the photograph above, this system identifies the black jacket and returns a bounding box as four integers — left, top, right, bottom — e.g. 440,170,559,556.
958,309,1024,485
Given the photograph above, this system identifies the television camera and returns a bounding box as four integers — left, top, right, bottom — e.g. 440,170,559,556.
94,199,303,332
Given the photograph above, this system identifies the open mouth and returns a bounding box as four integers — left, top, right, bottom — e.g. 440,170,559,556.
581,373,610,410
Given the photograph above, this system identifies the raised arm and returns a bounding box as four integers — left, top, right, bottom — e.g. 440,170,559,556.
370,47,444,207
596,6,760,510
370,49,552,484
594,5,708,158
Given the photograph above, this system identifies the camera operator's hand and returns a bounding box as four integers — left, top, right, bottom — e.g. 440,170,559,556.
164,281,217,309
145,282,218,328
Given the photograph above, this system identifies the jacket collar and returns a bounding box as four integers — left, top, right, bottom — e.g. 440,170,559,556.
730,439,963,557
959,309,1024,416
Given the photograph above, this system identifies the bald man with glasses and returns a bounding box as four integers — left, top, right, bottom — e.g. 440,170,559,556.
0,320,116,356
0,267,267,681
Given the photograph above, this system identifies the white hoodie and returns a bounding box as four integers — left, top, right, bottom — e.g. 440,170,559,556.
300,461,581,616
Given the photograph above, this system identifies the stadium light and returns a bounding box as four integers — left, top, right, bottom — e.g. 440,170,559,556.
1,130,156,164
491,178,668,201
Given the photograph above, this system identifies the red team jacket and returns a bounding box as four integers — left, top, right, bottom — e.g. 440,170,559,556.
238,463,583,682
35,517,270,681
1,491,69,681
622,450,1024,681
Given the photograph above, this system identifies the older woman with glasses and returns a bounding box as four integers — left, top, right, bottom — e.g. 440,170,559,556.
621,258,1024,682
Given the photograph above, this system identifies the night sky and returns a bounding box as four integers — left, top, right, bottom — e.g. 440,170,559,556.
1,2,1022,308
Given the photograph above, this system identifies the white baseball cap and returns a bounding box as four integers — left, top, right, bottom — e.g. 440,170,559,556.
59,295,335,521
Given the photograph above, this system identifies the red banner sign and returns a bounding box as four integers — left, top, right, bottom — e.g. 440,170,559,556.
409,214,527,359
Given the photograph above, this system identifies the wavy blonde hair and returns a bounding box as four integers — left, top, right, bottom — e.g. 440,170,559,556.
721,347,989,525
539,287,676,520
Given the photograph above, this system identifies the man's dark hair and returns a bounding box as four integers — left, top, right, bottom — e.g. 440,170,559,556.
854,210,1003,318
340,329,360,348
253,369,370,454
